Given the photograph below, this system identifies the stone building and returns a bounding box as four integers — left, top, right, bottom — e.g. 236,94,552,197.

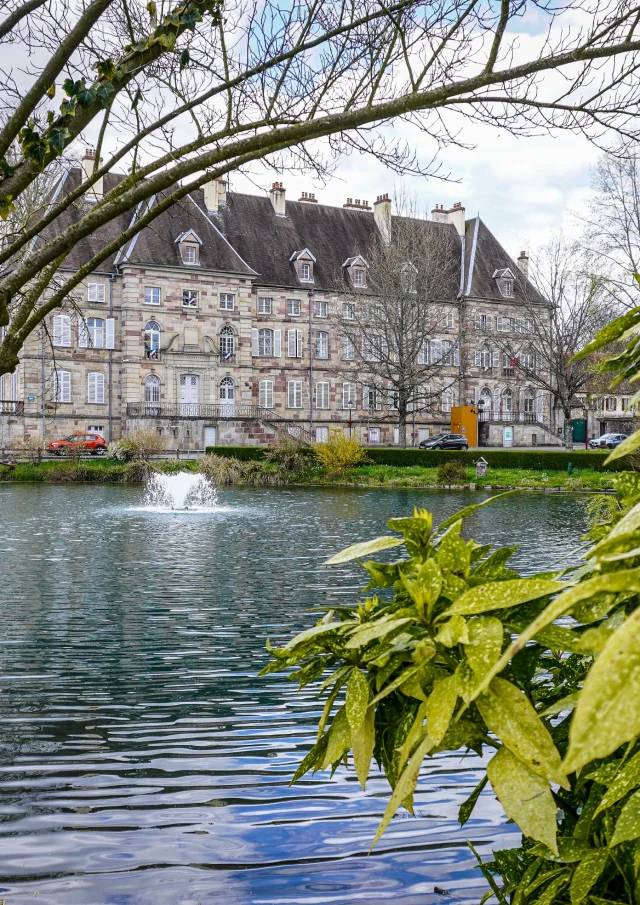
1,153,561,449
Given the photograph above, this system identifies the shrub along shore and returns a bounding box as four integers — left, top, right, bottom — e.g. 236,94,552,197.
0,447,622,491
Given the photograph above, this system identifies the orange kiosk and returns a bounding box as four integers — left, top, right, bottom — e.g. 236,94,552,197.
450,405,478,447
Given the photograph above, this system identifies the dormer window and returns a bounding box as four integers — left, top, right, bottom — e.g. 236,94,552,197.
493,267,515,298
343,254,368,288
400,262,418,293
175,229,203,266
290,248,316,283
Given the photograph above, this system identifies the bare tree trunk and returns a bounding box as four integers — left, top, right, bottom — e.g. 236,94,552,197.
398,413,407,447
563,409,573,450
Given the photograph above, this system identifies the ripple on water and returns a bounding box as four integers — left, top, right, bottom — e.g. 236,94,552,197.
0,484,587,904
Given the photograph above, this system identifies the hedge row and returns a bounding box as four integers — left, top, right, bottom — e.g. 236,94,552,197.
205,445,628,471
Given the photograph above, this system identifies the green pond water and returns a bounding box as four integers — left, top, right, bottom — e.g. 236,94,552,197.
0,483,588,905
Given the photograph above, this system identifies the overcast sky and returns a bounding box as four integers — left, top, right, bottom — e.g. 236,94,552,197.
229,123,601,264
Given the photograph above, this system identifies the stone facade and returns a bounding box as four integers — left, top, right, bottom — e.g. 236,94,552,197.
1,167,559,450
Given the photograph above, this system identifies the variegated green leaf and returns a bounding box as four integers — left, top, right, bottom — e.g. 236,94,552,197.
465,616,504,677
569,850,609,904
446,578,565,616
352,704,375,790
426,674,458,744
595,750,640,816
321,706,351,770
345,668,370,733
564,607,640,774
436,614,469,647
610,789,640,846
325,535,404,564
487,747,558,855
345,617,414,649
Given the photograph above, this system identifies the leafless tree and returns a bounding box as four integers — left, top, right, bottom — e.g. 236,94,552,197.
337,201,460,446
3,0,640,376
580,149,640,310
477,236,610,448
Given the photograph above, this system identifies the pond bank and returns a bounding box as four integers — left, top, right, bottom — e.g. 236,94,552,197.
0,457,617,491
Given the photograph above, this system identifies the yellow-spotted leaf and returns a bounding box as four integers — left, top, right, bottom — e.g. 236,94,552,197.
563,607,640,774
345,668,370,733
426,675,458,745
465,616,504,678
284,621,341,650
610,789,640,846
321,706,351,770
569,850,609,904
487,747,558,855
594,750,640,816
446,578,565,616
370,732,434,850
477,678,568,788
436,614,469,647
325,536,403,564
345,617,414,649
535,624,580,652
352,704,375,790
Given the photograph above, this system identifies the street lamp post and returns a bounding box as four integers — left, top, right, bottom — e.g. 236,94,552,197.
347,399,354,437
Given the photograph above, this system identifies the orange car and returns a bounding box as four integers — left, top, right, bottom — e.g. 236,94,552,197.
48,433,108,456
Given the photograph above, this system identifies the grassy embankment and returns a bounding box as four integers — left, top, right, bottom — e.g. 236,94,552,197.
0,457,615,491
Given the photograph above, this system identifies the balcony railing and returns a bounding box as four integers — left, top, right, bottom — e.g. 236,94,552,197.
127,402,299,423
0,400,24,416
478,410,540,423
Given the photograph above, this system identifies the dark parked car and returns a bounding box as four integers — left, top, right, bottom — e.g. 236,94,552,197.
588,433,628,449
419,433,469,450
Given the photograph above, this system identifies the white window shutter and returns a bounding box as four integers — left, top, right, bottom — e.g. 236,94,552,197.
493,387,501,413
287,329,296,357
274,329,281,357
78,317,89,348
474,350,481,367
88,372,95,402
53,316,62,346
106,318,115,349
252,328,259,356
297,330,303,358
493,351,500,368
87,283,97,302
454,343,460,366
98,284,105,303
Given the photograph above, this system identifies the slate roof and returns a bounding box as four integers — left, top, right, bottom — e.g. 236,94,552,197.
33,168,545,305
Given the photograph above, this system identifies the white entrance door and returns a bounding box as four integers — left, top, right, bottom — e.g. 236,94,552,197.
204,426,217,448
180,374,199,415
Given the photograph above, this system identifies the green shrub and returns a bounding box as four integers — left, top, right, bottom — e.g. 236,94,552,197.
204,445,268,460
436,459,467,484
264,432,308,476
362,447,628,470
263,483,640,904
118,429,164,462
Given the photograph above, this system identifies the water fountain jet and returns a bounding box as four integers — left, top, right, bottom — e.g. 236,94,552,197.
143,471,217,511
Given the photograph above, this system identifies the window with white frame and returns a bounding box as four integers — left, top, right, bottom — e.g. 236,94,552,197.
183,244,198,265
523,391,535,414
315,380,330,409
258,296,272,314
88,425,105,436
259,379,274,409
144,321,161,358
87,282,105,303
87,317,105,348
496,316,511,332
475,349,499,370
441,386,454,412
418,343,428,365
287,379,302,408
504,279,513,297
287,298,301,316
144,374,160,403
475,313,492,331
363,384,382,410
219,376,235,403
521,351,535,370
219,325,235,361
430,338,443,364
144,287,161,305
315,331,329,359
342,302,355,320
443,310,454,329
219,293,235,311
342,335,355,361
87,371,105,404
287,328,303,358
53,314,71,347
353,268,365,287
502,352,515,375
182,289,199,308
53,369,71,402
342,382,356,409
314,300,328,318
300,262,311,282
315,426,329,443
258,328,273,356
605,396,616,411
362,334,386,362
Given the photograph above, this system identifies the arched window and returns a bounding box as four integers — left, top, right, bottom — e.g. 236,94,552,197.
522,389,535,419
144,321,161,359
442,386,453,413
144,374,160,404
220,325,235,361
478,386,492,421
502,388,513,415
219,376,235,402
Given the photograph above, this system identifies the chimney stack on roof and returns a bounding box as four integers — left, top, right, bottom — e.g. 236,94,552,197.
374,193,391,245
517,249,529,279
430,201,465,237
343,198,371,210
298,191,318,203
203,176,227,214
81,148,103,202
269,181,286,217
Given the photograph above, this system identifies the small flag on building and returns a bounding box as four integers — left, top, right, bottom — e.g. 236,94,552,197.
148,347,158,359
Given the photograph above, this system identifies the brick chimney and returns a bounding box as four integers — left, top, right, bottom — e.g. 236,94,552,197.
81,148,103,201
373,193,391,244
517,250,529,278
203,176,227,213
298,191,318,203
343,198,371,210
431,203,449,224
448,202,466,238
269,181,286,217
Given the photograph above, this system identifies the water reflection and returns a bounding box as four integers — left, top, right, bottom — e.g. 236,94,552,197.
0,485,587,904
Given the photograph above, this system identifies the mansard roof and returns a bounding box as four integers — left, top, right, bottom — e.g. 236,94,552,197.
33,167,545,304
